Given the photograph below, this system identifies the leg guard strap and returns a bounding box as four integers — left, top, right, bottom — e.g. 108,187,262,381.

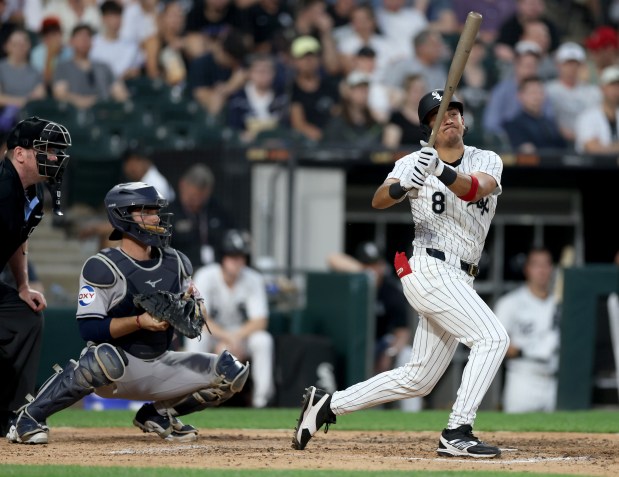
24,344,127,422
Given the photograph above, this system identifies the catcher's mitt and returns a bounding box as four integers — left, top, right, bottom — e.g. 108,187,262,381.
133,291,208,339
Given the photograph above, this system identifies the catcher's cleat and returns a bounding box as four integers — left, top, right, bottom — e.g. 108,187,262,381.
6,410,49,445
292,386,336,450
133,403,198,442
437,424,501,458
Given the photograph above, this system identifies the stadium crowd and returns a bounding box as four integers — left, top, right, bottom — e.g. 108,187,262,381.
0,0,618,154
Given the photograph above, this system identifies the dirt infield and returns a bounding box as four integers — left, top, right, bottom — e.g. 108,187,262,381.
2,428,618,475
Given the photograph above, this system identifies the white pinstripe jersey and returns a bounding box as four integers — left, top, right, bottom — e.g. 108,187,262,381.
387,145,503,264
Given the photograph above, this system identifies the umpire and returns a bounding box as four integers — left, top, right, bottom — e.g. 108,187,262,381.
0,116,71,436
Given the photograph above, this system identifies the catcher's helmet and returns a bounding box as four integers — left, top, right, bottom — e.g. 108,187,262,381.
417,89,464,126
7,116,72,182
221,229,251,257
105,182,173,247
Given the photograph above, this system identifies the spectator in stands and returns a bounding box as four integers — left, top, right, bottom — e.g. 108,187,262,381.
382,73,426,149
122,149,175,203
349,45,391,124
184,0,249,60
52,24,129,109
383,29,448,93
374,0,428,60
188,229,275,409
335,3,399,79
188,27,248,118
502,76,566,154
452,0,516,45
147,0,189,86
574,64,619,155
483,40,554,142
584,26,619,85
30,17,72,94
519,19,556,80
226,53,288,144
168,163,235,267
546,42,601,146
327,241,420,412
327,0,355,32
243,0,292,55
0,28,45,135
322,70,382,146
494,247,560,413
291,0,341,76
90,0,142,80
457,38,498,146
120,0,158,49
289,35,340,143
42,0,102,44
0,0,18,59
415,0,458,35
494,0,560,64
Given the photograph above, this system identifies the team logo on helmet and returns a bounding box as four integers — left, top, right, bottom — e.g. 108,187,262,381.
432,91,442,101
78,285,96,306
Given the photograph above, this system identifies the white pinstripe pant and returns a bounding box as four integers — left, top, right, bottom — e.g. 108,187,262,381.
331,250,509,429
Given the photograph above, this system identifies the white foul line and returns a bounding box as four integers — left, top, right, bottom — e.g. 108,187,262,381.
110,445,208,455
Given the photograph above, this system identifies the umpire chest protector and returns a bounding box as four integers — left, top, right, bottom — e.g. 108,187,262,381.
86,247,191,358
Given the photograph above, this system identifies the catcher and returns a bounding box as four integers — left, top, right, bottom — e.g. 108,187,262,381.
7,182,249,445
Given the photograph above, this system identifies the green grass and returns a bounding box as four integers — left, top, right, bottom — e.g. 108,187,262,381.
47,407,619,434
0,467,594,477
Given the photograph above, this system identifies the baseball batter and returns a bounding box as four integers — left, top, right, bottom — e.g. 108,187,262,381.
494,247,559,413
7,182,249,445
293,89,510,458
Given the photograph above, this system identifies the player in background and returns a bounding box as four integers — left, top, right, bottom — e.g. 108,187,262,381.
292,89,509,458
494,247,559,413
7,182,249,445
186,229,275,409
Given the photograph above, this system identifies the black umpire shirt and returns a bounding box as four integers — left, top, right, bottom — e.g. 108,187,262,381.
0,158,45,271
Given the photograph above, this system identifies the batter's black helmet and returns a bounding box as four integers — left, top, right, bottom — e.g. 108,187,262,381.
221,229,251,257
7,116,72,181
418,89,464,126
105,182,173,247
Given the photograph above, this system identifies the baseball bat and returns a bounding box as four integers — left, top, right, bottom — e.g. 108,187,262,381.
408,11,482,199
427,11,482,147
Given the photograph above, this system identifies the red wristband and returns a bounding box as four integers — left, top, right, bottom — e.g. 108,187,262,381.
458,175,479,202
136,314,142,329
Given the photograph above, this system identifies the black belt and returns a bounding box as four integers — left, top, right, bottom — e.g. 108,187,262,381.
425,248,479,277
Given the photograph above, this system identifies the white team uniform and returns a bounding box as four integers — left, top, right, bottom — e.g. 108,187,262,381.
330,146,510,429
186,264,274,408
494,286,559,413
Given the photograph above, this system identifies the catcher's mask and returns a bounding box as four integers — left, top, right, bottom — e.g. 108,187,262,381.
105,182,173,247
417,89,466,139
7,116,72,182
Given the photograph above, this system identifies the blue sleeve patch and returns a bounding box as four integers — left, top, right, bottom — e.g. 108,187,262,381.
82,256,116,287
78,285,96,306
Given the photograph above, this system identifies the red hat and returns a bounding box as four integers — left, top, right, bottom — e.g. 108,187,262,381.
585,26,619,51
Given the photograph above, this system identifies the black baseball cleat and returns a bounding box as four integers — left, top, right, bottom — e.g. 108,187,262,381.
437,424,501,458
292,386,336,450
133,403,198,442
